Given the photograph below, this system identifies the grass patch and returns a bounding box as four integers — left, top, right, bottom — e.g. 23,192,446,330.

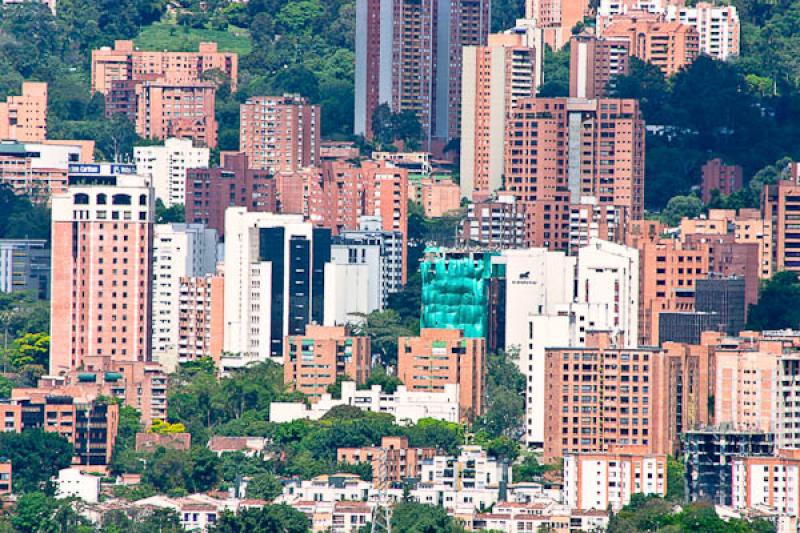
135,23,252,56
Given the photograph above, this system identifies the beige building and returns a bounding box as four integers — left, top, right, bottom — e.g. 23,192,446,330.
460,32,538,200
284,325,371,402
0,82,47,142
91,40,238,94
397,328,486,420
135,81,217,148
240,95,320,173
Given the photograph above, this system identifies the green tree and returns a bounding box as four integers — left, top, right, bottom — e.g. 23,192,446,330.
747,271,800,330
7,332,49,369
538,45,570,97
474,350,525,440
391,502,466,533
155,200,186,224
659,195,704,227
0,430,73,493
666,455,685,502
212,504,310,533
361,365,403,394
246,472,282,501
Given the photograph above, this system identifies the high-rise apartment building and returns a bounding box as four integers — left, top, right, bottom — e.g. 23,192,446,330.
240,95,320,173
50,164,154,374
602,16,699,76
569,34,630,99
134,138,210,208
91,40,238,94
543,333,683,462
0,82,47,142
284,325,371,402
460,33,538,200
762,177,800,275
733,450,800,516
223,210,331,365
177,274,225,365
701,158,743,204
354,0,490,146
135,81,217,148
460,194,526,249
152,224,217,365
501,240,640,446
505,98,645,249
0,239,50,299
668,2,740,60
397,328,486,420
526,0,591,48
599,0,740,60
185,153,276,237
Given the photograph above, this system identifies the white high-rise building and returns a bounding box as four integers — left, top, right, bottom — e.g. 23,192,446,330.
135,138,210,208
223,209,332,366
152,224,217,364
502,239,639,446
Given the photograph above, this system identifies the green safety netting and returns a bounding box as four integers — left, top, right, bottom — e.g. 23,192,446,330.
420,252,498,338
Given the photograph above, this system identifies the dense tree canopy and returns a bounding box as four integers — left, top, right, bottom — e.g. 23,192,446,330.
747,271,800,330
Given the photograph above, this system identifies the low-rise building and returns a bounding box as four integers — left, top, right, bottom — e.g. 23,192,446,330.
284,325,371,402
207,436,268,458
398,329,486,420
135,432,191,452
563,447,667,511
56,467,101,503
270,381,460,425
278,474,372,504
337,436,436,488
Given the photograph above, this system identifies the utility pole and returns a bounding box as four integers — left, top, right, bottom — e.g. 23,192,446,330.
370,449,392,533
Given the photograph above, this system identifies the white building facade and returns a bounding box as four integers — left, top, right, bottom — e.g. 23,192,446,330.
135,138,210,208
152,223,217,363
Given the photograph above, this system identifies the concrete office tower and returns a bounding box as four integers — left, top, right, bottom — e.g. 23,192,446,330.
284,325,371,402
0,239,50,298
50,163,155,374
461,33,537,200
0,82,47,142
569,34,630,99
240,95,320,173
354,0,490,146
91,40,238,95
134,139,210,208
505,98,645,249
397,328,486,420
223,209,331,365
502,239,639,446
152,224,217,366
526,0,591,48
602,17,699,76
135,81,217,148
185,153,276,238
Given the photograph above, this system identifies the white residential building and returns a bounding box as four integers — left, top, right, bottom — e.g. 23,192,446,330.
223,209,331,365
667,2,740,60
56,468,101,503
270,381,460,424
278,474,372,504
337,216,404,303
152,223,217,363
732,452,800,517
501,239,639,447
324,243,380,326
564,450,667,511
135,138,210,207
